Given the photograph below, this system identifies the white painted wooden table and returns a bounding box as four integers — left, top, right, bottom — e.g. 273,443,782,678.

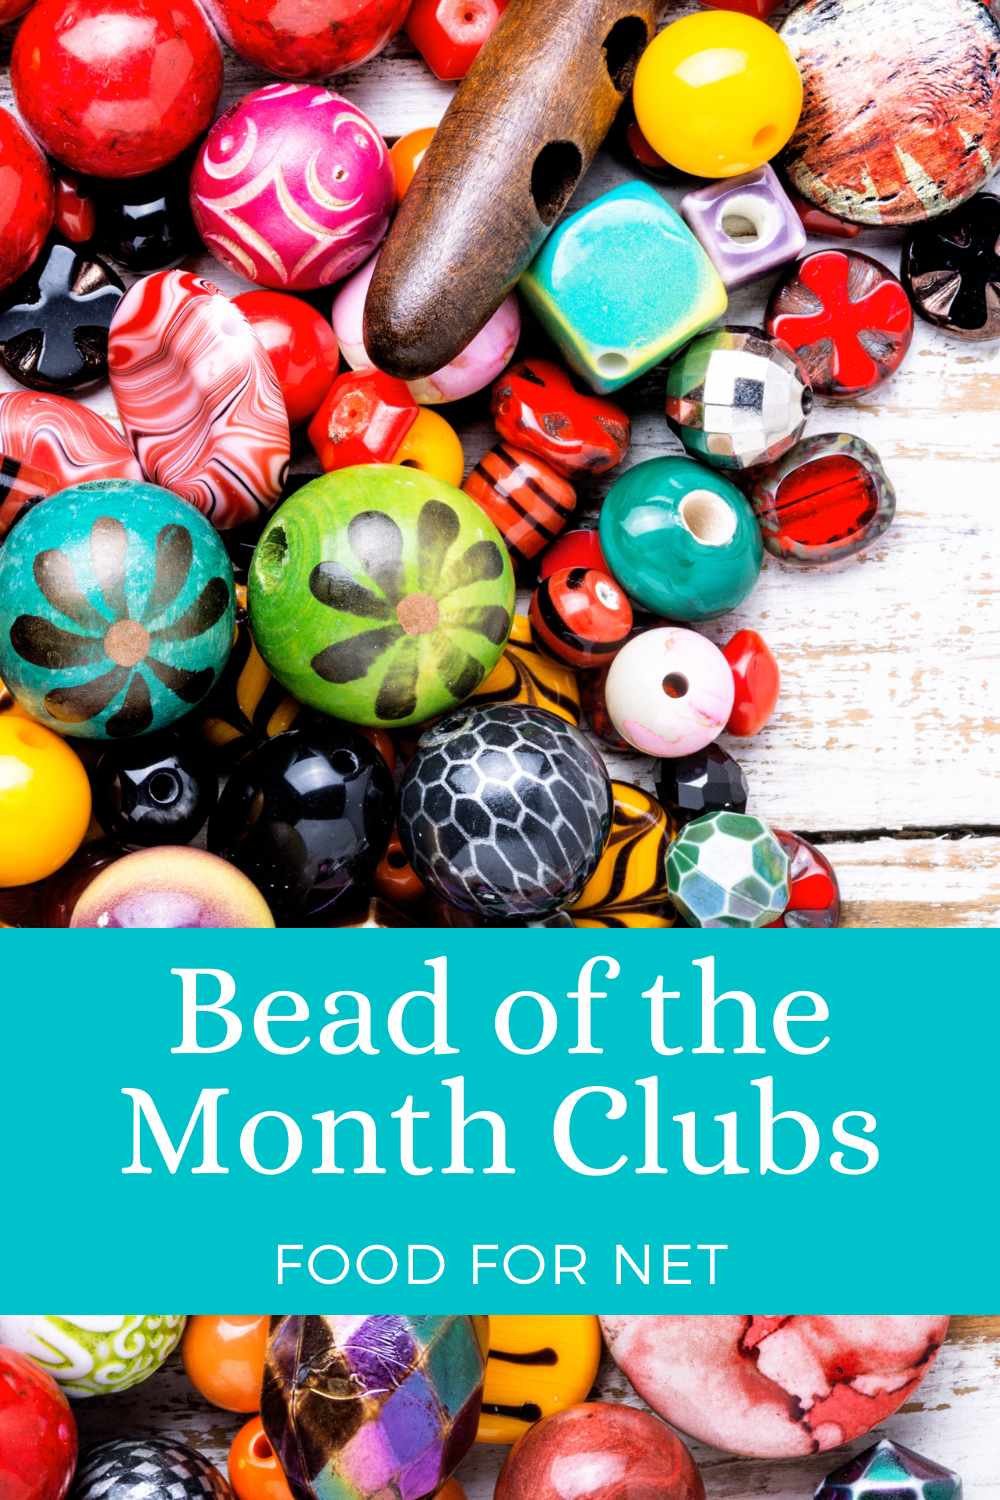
71,1319,1000,1500
2,11,999,925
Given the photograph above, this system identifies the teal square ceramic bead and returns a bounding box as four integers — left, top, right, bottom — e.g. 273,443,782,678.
519,182,728,394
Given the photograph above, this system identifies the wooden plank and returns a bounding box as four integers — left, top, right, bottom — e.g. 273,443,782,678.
72,1318,1000,1497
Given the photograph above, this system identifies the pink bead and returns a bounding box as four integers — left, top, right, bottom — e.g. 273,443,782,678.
0,392,141,490
190,84,394,292
604,627,734,758
108,270,290,531
332,252,521,403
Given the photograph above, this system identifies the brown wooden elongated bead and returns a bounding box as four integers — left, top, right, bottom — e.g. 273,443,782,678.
364,0,665,378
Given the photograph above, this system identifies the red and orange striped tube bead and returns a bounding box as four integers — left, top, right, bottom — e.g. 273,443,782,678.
462,441,576,568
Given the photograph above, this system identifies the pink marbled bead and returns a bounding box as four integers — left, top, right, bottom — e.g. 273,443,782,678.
604,627,734,758
108,270,290,531
0,392,141,490
190,84,394,292
333,252,521,403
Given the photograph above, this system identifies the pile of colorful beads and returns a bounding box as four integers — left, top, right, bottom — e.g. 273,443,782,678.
1,0,996,928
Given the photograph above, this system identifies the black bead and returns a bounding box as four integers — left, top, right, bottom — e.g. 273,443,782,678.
207,723,395,924
901,193,1000,340
92,155,201,273
0,240,124,392
656,744,749,827
70,1440,232,1500
92,733,218,847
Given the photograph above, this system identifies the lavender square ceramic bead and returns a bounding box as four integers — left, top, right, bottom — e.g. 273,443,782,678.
681,166,807,290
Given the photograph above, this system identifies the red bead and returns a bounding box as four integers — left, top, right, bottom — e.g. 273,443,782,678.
700,0,783,17
768,830,841,927
201,0,410,78
405,0,509,79
530,567,633,668
625,119,673,179
463,441,576,569
580,664,629,749
52,169,96,244
540,527,608,578
0,0,33,20
766,250,913,398
0,454,59,542
492,359,631,478
307,368,418,471
496,1403,705,1500
373,825,427,905
0,1345,78,1500
787,187,862,240
0,108,54,295
721,629,780,737
234,292,340,429
748,432,894,566
11,0,223,179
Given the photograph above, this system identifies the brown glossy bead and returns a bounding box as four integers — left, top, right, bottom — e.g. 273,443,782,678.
491,359,630,478
463,441,576,570
495,1403,705,1500
39,838,122,926
373,826,426,905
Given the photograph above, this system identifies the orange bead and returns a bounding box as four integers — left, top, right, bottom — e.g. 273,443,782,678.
435,1483,468,1500
390,127,436,204
229,1417,295,1500
182,1315,269,1412
373,825,426,905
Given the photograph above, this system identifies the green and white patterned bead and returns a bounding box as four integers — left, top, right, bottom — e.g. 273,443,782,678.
667,811,790,928
0,1314,186,1396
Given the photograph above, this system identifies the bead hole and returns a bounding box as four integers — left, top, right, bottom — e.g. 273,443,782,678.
752,125,778,151
597,351,629,377
15,723,50,750
679,489,737,547
721,212,759,243
602,15,649,94
148,770,180,805
256,526,288,589
531,140,583,226
388,850,408,868
250,1431,274,1462
662,673,689,698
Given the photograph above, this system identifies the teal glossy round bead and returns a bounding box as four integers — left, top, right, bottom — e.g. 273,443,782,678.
599,455,763,621
0,479,235,738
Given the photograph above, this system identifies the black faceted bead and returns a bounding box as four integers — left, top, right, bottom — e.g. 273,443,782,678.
92,734,218,847
92,155,201,273
208,723,395,925
655,744,748,827
901,192,1000,340
0,240,124,392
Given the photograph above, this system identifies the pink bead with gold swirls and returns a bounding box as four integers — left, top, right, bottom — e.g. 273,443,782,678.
0,391,142,490
108,270,290,531
190,84,394,292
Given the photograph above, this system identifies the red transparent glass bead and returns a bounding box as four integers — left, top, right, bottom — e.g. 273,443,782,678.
748,431,895,566
307,369,417,471
529,567,633,669
766,249,913,398
463,441,576,569
52,169,96,245
405,0,509,80
540,527,608,578
0,453,59,542
492,358,631,478
0,108,54,295
234,291,340,429
722,629,780,737
787,187,862,240
768,830,840,928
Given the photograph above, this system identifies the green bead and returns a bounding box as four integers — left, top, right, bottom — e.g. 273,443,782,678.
599,455,762,621
249,465,516,728
0,480,235,739
666,810,790,927
0,1315,186,1396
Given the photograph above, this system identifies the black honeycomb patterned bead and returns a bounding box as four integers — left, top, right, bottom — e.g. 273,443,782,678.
398,704,612,919
70,1440,234,1500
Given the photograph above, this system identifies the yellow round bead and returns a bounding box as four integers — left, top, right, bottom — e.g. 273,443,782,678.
392,406,465,487
633,12,803,178
0,713,92,886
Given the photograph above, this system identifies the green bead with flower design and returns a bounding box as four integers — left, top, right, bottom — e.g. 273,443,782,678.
249,465,516,728
0,480,235,738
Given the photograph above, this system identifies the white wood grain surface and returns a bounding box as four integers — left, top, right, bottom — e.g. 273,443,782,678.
1,13,998,924
71,1318,1000,1500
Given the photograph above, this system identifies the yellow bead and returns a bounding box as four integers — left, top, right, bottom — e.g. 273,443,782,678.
392,406,465,487
475,1315,602,1444
633,12,803,178
466,615,581,726
0,714,92,886
570,781,678,928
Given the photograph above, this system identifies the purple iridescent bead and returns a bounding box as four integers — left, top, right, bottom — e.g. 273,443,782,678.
681,165,807,289
260,1314,487,1500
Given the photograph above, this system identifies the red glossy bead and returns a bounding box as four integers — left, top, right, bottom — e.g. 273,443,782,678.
787,187,862,240
463,441,576,568
234,292,340,429
0,0,34,21
766,250,913,398
201,0,410,78
405,0,509,79
11,0,223,179
721,629,780,737
0,1345,78,1500
700,0,783,17
0,108,54,295
496,1403,705,1500
53,169,96,244
492,359,631,478
540,527,608,579
530,567,633,669
307,368,418,471
625,119,674,180
768,830,841,928
0,454,60,543
580,664,629,750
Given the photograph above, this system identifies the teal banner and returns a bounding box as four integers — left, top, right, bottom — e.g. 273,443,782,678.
3,928,995,1311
